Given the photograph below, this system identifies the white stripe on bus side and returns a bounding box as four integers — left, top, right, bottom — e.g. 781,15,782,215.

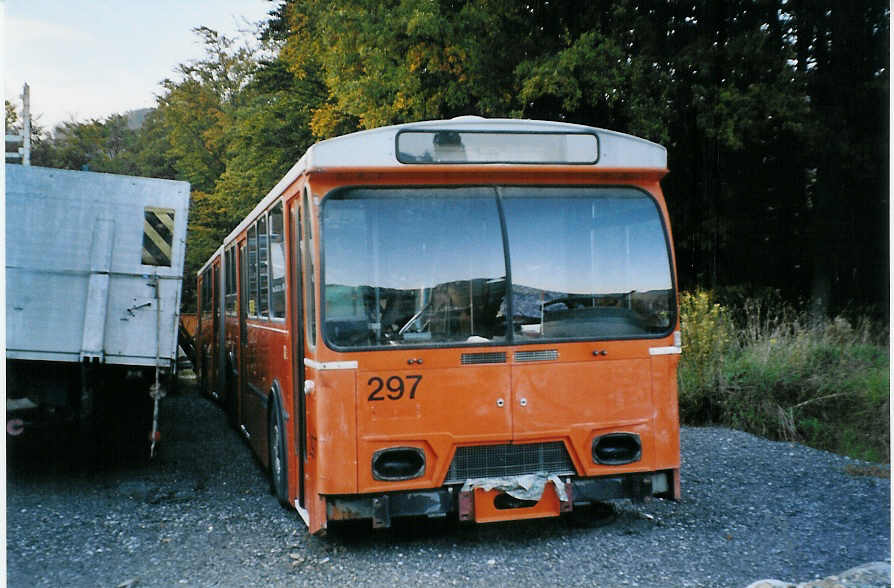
649,346,682,356
303,358,359,370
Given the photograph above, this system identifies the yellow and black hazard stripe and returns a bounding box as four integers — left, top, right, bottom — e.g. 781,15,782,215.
142,207,175,266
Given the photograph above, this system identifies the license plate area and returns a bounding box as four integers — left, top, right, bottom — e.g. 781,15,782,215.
472,485,562,523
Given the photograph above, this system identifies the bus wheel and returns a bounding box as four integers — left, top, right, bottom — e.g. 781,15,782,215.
268,402,289,507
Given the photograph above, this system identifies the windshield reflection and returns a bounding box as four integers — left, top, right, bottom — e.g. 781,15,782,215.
323,189,506,346
322,187,674,348
502,188,674,339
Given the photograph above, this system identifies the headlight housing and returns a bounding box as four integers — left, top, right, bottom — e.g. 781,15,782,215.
372,447,425,481
592,433,642,465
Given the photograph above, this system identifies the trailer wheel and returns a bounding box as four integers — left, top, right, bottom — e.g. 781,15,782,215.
268,399,289,508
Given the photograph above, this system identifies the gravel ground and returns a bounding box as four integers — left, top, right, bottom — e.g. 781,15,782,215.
6,378,890,587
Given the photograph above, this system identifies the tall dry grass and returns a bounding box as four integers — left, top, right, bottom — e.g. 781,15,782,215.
678,290,889,463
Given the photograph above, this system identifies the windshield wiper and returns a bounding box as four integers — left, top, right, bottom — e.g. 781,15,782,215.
398,301,432,337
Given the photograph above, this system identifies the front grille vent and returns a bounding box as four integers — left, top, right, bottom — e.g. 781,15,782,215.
461,352,507,365
514,349,559,362
444,442,576,484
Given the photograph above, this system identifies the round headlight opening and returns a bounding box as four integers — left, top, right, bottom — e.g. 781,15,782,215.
372,447,425,481
592,433,642,465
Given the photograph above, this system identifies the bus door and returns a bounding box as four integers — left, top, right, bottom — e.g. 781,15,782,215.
196,270,207,392
210,261,221,398
237,242,249,438
215,261,226,401
233,242,247,425
289,201,305,507
240,221,269,458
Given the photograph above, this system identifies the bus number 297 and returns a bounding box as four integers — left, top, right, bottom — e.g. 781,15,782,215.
367,375,422,401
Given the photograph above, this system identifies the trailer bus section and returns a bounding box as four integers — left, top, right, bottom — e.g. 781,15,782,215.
195,117,681,534
6,164,189,443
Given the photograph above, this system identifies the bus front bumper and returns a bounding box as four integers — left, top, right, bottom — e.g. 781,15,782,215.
325,469,677,529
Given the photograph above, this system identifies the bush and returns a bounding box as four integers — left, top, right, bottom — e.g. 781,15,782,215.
678,290,889,463
678,290,734,422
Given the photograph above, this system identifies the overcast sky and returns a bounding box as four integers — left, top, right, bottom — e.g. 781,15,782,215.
4,0,274,130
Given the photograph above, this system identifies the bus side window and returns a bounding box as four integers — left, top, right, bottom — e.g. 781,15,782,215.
212,264,220,333
302,189,316,346
269,202,285,319
203,270,212,314
258,215,270,318
247,225,259,317
224,247,237,314
199,271,206,315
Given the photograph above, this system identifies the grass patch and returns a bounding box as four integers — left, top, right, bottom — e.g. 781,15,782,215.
679,290,890,463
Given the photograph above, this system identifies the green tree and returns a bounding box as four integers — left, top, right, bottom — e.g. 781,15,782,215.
790,1,889,318
512,3,673,142
655,1,814,295
129,108,178,179
31,114,142,173
155,26,259,192
150,27,264,308
6,97,49,164
281,0,522,137
212,58,322,220
5,99,18,131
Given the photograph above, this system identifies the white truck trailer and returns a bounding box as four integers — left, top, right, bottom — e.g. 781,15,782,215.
6,164,190,455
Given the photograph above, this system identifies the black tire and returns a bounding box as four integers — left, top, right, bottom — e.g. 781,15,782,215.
268,398,289,508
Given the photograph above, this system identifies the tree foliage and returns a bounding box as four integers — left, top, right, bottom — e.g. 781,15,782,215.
20,1,888,314
280,0,521,136
5,100,19,131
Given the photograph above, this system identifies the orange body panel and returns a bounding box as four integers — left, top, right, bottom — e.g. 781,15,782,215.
649,354,682,468
313,369,358,494
241,321,290,458
323,335,680,498
357,360,513,493
473,486,563,523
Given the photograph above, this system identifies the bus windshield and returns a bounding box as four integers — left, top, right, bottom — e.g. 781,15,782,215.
322,187,674,349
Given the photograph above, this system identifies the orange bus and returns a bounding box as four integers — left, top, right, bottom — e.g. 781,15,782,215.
195,117,681,534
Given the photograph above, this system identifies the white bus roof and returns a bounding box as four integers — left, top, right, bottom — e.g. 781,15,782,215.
202,117,666,273
310,116,665,168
